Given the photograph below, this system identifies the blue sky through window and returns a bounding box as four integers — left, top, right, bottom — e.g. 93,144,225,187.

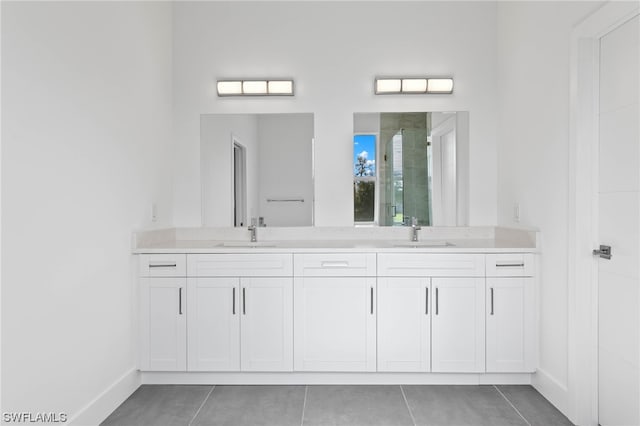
353,134,376,177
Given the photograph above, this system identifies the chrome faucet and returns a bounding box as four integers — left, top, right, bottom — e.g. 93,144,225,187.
410,217,421,242
248,218,258,242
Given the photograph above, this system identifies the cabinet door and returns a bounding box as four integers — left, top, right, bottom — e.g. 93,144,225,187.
140,278,186,371
377,277,430,372
240,277,293,371
486,277,535,372
294,277,376,371
187,277,240,371
431,278,485,372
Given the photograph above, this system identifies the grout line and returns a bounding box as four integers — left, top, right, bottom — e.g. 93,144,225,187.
494,385,531,426
300,385,308,426
399,385,417,426
189,385,216,426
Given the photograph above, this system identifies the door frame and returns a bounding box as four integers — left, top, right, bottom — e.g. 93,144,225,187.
568,3,639,425
431,116,457,226
231,136,247,227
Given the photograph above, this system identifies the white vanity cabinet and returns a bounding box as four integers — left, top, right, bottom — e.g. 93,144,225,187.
137,247,537,379
138,255,187,371
293,253,377,371
187,254,294,372
377,254,486,373
485,254,535,373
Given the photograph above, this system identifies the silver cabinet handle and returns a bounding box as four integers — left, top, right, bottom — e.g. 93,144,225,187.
435,287,439,315
426,287,429,315
232,287,236,315
495,263,525,268
490,287,494,315
370,287,374,315
149,263,177,268
178,287,183,315
242,287,246,315
321,261,349,268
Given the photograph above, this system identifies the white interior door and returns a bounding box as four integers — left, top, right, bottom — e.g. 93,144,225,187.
597,14,640,426
431,117,457,226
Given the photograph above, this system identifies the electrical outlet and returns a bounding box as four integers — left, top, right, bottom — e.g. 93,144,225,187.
513,203,520,223
151,203,158,223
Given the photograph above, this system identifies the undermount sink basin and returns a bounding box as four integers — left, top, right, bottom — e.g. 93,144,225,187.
392,241,454,248
221,241,278,248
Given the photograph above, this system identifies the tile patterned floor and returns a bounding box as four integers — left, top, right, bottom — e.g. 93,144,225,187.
101,384,574,426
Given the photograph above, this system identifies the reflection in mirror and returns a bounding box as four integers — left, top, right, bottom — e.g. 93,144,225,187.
353,112,468,227
201,113,314,227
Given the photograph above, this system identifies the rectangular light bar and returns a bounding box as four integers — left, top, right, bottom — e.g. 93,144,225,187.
217,79,294,96
374,77,454,94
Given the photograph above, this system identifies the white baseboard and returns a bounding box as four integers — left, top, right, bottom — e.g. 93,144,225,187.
142,371,532,385
532,368,571,421
67,368,141,426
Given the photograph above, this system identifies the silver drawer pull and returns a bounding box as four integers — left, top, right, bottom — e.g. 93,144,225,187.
490,287,494,315
320,261,350,268
149,263,177,268
242,288,246,315
425,287,429,315
495,263,525,268
370,287,374,315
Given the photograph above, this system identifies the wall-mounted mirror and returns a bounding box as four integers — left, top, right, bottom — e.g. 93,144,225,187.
353,112,469,227
201,113,314,227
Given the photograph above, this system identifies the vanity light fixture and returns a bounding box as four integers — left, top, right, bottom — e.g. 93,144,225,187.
374,77,454,94
217,79,294,96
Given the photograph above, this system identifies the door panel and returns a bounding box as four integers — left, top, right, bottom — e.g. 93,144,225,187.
598,14,640,426
140,278,186,371
294,277,376,371
486,278,535,373
240,277,293,371
377,277,430,372
431,278,484,372
187,278,240,371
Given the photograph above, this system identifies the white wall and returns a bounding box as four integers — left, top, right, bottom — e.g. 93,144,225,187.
201,114,259,226
172,1,499,227
496,0,603,417
257,114,314,227
1,1,173,422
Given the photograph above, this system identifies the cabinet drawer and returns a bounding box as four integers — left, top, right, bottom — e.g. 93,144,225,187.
139,254,187,277
294,253,376,277
486,253,534,277
188,254,292,277
377,254,485,277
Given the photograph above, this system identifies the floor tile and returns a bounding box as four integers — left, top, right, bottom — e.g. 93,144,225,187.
497,385,574,426
303,385,414,426
100,385,212,426
191,385,305,426
403,385,528,426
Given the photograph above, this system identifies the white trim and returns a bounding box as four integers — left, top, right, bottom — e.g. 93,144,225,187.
532,367,570,418
568,2,640,426
141,371,532,385
67,368,141,426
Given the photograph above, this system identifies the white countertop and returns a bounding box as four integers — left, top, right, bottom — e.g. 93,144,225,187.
133,238,537,254
132,226,539,254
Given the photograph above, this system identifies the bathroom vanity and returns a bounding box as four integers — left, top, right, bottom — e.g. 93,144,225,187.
134,227,538,385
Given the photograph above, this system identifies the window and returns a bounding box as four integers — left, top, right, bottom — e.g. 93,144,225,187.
353,134,377,223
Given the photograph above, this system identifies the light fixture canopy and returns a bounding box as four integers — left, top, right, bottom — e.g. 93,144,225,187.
217,79,295,96
374,77,454,94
